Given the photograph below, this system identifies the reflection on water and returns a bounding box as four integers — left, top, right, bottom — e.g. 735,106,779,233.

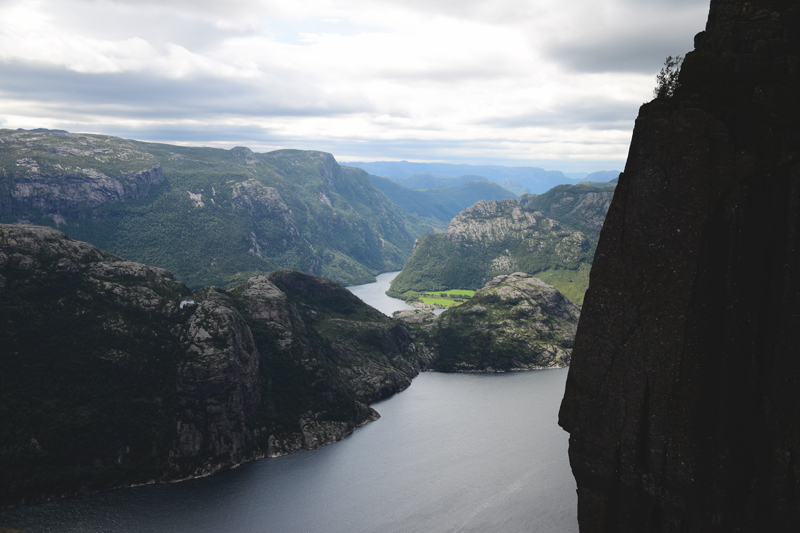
0,273,578,533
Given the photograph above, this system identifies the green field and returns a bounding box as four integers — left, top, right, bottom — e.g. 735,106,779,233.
420,297,456,306
418,289,475,308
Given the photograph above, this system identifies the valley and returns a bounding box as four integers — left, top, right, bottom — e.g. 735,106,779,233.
388,182,615,307
5,0,797,530
0,128,613,512
0,130,438,287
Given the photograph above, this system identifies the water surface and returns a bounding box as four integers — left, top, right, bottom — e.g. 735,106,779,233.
0,272,578,533
347,271,415,316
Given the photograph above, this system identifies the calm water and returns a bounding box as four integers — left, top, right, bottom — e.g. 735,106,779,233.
0,273,578,533
347,271,416,316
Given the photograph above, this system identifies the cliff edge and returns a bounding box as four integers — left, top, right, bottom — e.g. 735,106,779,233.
559,0,800,531
0,225,429,507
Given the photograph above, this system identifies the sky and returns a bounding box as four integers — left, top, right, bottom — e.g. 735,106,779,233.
0,0,710,172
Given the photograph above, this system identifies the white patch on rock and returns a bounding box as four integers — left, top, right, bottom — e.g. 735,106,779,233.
187,191,204,207
16,158,39,172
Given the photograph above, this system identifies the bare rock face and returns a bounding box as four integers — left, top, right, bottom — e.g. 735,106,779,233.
231,179,299,240
559,0,800,530
174,287,261,471
519,185,614,232
445,199,569,247
0,130,163,217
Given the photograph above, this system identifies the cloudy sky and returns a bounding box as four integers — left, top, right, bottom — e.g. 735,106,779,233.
0,0,709,172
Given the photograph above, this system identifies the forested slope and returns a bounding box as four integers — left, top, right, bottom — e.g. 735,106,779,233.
0,130,435,287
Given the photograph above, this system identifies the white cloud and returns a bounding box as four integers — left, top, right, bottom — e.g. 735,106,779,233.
0,0,710,171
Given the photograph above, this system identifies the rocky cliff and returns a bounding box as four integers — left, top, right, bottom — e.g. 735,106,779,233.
397,272,579,372
559,0,800,530
0,130,163,216
0,134,435,288
0,224,430,507
389,183,615,305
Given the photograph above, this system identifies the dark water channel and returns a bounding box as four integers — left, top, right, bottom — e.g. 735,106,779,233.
1,272,578,533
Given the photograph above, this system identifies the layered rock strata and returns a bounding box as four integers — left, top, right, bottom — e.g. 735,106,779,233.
559,0,800,530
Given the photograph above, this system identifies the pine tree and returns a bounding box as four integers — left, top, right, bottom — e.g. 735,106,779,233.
654,55,683,99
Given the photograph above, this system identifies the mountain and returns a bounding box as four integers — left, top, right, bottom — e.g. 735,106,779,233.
367,175,518,224
0,224,433,507
344,161,581,194
377,172,529,196
519,182,616,232
384,171,488,189
583,170,620,182
388,182,615,305
0,130,437,288
493,178,530,196
396,272,580,372
559,0,800,530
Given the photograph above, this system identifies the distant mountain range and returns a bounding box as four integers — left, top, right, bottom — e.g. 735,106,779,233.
388,182,617,305
0,129,442,288
343,161,620,195
366,175,517,224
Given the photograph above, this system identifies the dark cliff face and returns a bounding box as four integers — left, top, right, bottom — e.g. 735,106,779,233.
559,0,800,531
0,225,430,507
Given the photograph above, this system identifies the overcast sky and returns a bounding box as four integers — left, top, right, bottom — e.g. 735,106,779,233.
0,0,710,172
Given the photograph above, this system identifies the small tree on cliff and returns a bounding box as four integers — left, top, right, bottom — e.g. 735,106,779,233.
654,55,683,99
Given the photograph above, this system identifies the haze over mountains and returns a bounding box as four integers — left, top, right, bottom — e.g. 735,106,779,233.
0,129,617,290
0,126,617,511
366,175,518,225
344,161,620,195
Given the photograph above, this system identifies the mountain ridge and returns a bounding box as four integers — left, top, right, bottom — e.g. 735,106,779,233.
0,130,438,288
388,182,615,305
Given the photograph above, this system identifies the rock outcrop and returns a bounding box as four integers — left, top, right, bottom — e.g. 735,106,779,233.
0,224,430,507
388,183,614,305
398,272,579,372
0,130,163,217
1,134,438,288
519,182,615,233
559,0,800,530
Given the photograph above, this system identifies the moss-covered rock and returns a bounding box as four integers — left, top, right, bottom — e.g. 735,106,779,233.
397,272,580,372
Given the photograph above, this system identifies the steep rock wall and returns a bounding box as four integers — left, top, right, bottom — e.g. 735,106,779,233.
559,0,800,531
0,130,163,216
0,225,432,507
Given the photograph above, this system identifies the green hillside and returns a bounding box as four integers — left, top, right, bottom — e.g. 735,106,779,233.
367,174,517,224
0,130,436,287
388,182,615,306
